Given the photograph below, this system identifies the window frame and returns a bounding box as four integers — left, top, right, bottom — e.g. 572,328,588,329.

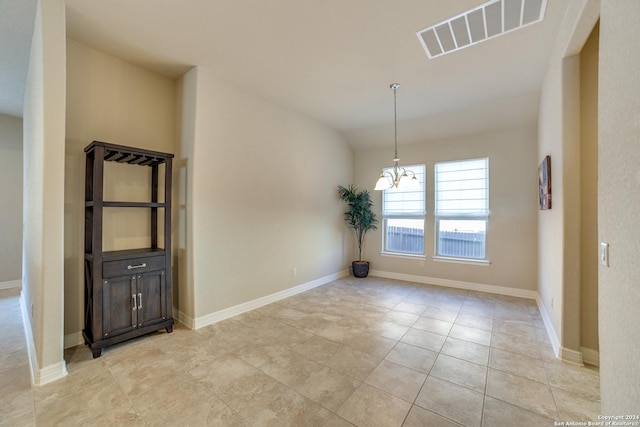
433,157,490,264
380,164,426,257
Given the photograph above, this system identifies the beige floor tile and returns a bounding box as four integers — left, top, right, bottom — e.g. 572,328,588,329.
385,342,438,374
491,330,540,358
0,388,35,427
258,350,360,410
441,337,489,366
430,354,487,393
129,373,214,424
454,312,493,331
489,347,548,384
393,301,427,315
107,353,188,398
292,335,342,365
493,319,538,341
482,396,555,427
83,401,144,427
403,405,463,427
459,302,495,319
0,278,606,427
544,361,601,402
256,303,309,323
163,397,250,427
324,344,383,381
292,364,361,411
486,368,558,419
401,328,447,352
34,376,132,426
415,376,484,427
365,319,411,340
314,322,362,344
336,382,411,427
364,359,427,403
0,358,32,396
449,324,492,346
236,342,296,368
553,387,601,421
381,311,420,327
413,316,453,335
346,330,397,359
188,353,259,395
323,413,357,427
422,306,459,323
218,370,331,426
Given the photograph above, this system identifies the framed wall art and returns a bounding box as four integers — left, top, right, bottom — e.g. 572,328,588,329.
538,155,552,210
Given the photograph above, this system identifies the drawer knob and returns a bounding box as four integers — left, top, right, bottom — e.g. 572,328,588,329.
127,263,147,270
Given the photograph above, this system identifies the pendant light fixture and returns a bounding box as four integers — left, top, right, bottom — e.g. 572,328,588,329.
374,83,420,191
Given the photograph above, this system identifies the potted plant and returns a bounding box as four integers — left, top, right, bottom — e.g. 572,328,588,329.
338,185,379,278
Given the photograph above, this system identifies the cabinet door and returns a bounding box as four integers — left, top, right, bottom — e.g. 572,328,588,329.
103,275,137,339
136,270,167,328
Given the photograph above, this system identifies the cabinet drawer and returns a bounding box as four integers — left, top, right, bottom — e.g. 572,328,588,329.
103,256,165,278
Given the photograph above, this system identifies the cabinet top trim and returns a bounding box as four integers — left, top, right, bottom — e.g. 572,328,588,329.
84,141,174,166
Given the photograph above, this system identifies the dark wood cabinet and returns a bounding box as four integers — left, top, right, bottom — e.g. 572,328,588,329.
83,141,174,358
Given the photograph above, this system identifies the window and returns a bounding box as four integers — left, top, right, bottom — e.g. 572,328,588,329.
382,164,426,255
435,158,489,261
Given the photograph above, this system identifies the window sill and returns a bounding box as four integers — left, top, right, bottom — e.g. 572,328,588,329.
432,256,491,266
380,251,426,260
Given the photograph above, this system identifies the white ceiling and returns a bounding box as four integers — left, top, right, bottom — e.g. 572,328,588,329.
2,0,570,147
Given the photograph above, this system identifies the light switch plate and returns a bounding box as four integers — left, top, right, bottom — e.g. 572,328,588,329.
600,242,609,267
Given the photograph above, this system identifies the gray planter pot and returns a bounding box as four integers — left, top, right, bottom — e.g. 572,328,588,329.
352,261,370,278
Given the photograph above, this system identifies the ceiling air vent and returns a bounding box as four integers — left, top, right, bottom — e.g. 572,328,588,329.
417,0,547,59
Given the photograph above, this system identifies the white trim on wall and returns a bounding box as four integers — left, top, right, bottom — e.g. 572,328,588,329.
537,295,561,357
560,346,585,366
370,270,538,300
0,280,22,290
580,346,600,367
20,290,68,385
192,270,349,330
64,331,84,349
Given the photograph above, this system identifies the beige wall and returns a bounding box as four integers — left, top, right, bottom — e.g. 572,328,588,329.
179,68,352,323
352,126,538,293
22,0,67,383
64,39,177,341
579,23,599,355
598,0,640,412
0,114,23,283
537,0,600,360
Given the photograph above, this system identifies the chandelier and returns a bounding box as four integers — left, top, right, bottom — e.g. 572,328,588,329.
374,83,420,191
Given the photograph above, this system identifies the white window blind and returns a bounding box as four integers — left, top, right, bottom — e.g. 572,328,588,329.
382,164,426,216
435,158,489,217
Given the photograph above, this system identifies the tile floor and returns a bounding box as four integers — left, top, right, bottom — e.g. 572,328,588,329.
1,277,601,426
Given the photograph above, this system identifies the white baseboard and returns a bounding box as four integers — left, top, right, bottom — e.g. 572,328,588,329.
175,308,195,330
19,290,36,385
581,346,600,367
0,279,21,290
35,361,68,386
560,346,584,366
64,331,84,349
20,290,68,385
536,296,561,358
193,270,349,330
370,270,538,300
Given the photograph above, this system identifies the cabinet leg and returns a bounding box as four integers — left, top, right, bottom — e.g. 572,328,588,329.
92,349,102,358
166,325,173,333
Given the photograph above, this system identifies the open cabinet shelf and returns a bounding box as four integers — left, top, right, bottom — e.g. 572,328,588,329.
83,141,174,358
